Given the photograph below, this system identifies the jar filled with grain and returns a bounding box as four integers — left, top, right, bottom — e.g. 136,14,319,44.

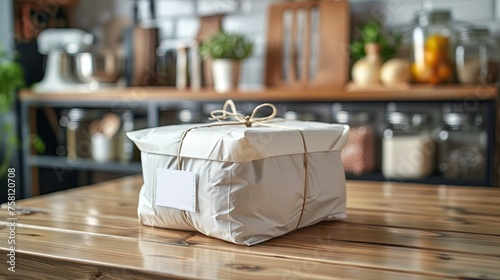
382,112,435,179
437,112,487,180
333,111,376,175
456,28,500,84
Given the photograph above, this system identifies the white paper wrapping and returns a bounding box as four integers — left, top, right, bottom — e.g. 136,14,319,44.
127,120,349,245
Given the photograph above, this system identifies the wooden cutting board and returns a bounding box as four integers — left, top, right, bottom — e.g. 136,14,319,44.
196,15,223,87
265,0,349,88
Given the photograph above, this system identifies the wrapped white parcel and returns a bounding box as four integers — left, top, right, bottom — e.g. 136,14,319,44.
127,119,349,245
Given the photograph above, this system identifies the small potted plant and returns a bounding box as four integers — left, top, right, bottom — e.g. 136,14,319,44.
200,31,253,93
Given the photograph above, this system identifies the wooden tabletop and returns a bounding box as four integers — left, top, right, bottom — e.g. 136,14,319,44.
1,176,500,279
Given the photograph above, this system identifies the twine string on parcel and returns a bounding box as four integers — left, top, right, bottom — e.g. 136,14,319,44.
176,99,309,230
177,99,278,170
295,130,308,229
209,99,278,127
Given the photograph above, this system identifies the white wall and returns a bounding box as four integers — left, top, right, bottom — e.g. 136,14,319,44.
0,0,14,50
71,0,500,87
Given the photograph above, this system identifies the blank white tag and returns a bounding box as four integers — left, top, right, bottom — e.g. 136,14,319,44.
155,168,196,212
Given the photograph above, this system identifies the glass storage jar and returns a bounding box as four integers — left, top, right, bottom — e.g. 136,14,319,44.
284,111,319,121
382,112,435,179
333,111,376,175
60,108,103,160
437,113,487,180
410,10,455,84
456,28,500,84
159,108,204,125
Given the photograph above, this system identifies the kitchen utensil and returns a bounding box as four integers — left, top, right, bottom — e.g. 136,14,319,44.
132,27,158,86
196,15,223,87
88,113,120,138
264,0,349,87
72,51,121,83
100,113,121,138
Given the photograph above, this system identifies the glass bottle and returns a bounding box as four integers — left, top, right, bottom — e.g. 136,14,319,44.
116,110,134,163
456,28,500,84
333,111,376,175
437,113,487,180
382,112,435,179
410,10,455,84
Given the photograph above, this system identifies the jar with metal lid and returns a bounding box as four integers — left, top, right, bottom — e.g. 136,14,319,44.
456,28,500,84
382,112,435,179
333,111,376,175
410,10,458,84
177,109,203,123
284,111,319,122
159,109,204,125
437,112,487,180
60,108,103,160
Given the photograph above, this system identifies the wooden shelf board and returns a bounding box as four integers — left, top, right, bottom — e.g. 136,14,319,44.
346,83,499,100
19,84,499,103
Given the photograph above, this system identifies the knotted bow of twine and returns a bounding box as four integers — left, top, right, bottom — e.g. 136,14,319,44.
209,99,278,127
177,99,308,230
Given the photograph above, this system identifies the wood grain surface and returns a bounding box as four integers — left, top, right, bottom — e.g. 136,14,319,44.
264,1,349,87
1,176,500,279
19,84,499,103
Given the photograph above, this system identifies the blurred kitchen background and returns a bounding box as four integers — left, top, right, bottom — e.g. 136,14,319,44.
1,0,500,202
5,0,500,89
76,0,500,87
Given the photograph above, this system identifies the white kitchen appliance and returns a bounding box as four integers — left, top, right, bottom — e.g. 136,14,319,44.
35,28,122,93
34,29,95,93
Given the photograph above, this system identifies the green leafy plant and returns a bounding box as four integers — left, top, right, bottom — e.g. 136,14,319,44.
0,48,24,111
0,44,44,177
200,31,253,60
350,21,402,62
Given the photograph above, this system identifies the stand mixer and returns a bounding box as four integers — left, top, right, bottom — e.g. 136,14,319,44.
35,29,122,93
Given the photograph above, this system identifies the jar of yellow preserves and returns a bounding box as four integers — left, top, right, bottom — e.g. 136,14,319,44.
411,10,458,84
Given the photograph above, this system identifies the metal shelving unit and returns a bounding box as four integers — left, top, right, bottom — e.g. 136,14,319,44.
18,85,500,198
28,156,142,173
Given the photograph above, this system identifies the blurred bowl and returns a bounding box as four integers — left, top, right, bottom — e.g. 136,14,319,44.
72,51,121,83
